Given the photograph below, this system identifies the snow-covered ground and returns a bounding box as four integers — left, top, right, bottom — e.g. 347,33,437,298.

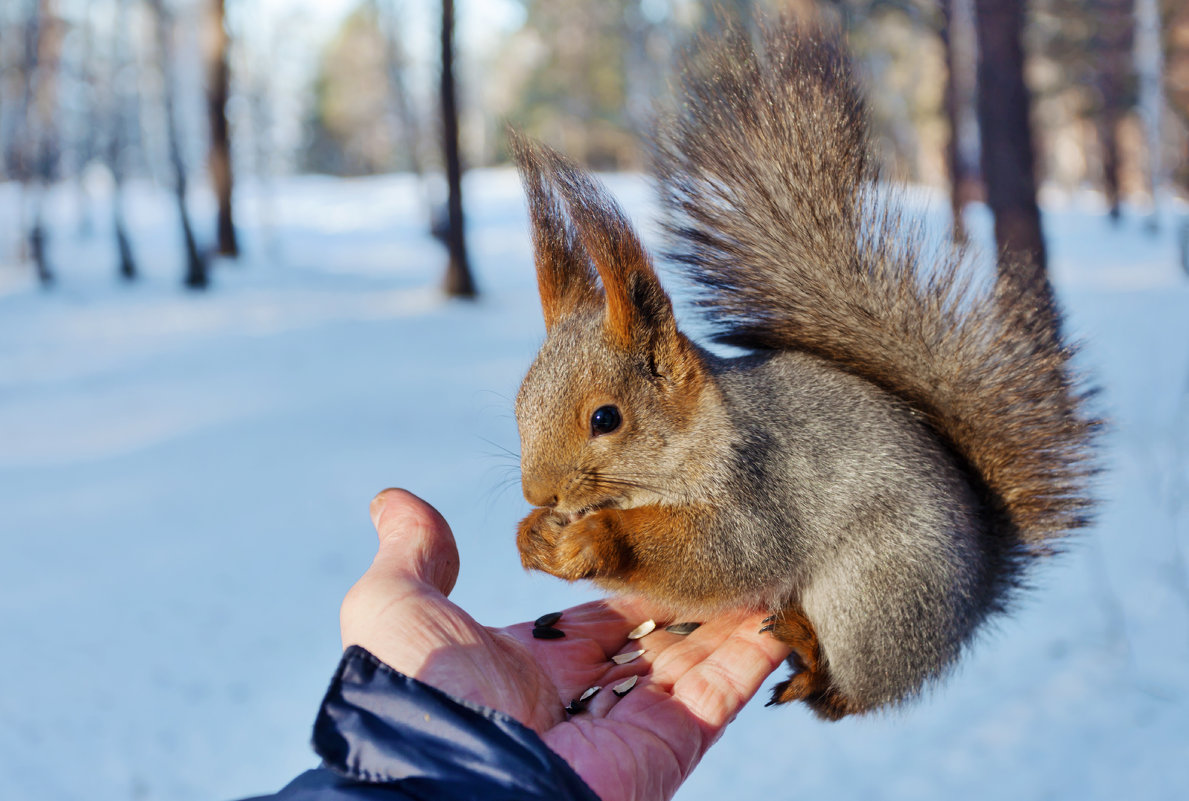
1,170,1186,801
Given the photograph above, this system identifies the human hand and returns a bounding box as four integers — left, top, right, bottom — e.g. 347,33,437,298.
340,489,792,801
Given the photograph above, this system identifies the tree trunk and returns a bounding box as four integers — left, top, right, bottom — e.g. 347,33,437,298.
206,0,237,257
30,203,51,286
75,2,98,237
115,205,136,281
1099,112,1122,221
1166,0,1189,193
0,16,6,179
110,0,137,280
439,0,475,298
25,0,60,286
1093,0,1134,223
150,0,207,289
940,0,967,243
174,144,206,289
973,0,1047,280
1180,217,1189,276
1135,0,1163,231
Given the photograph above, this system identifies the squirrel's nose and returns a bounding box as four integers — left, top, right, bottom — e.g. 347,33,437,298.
522,477,558,508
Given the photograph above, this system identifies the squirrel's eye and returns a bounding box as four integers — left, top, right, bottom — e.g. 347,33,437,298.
590,405,621,436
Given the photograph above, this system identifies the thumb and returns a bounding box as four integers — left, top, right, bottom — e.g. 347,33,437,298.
367,488,460,597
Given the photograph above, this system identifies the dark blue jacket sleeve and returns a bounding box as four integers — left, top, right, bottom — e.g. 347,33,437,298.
244,645,601,801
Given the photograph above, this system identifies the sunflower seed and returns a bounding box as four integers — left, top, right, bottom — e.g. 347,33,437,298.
564,700,584,715
532,626,565,640
612,649,645,665
626,620,656,640
612,675,638,697
579,685,601,703
664,622,702,635
534,611,563,628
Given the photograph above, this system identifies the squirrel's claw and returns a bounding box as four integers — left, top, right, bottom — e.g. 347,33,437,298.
767,672,862,721
762,606,865,720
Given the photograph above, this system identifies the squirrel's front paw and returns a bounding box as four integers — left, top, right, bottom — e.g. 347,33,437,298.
516,508,627,581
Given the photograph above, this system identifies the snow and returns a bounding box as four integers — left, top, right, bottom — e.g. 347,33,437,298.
0,170,1186,801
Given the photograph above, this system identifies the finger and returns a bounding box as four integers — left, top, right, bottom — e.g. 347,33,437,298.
666,612,792,733
368,488,459,596
511,595,669,661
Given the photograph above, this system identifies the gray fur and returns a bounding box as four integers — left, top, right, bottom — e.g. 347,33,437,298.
511,17,1096,714
709,350,997,707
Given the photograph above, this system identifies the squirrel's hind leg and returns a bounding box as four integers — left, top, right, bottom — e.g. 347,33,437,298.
762,606,864,720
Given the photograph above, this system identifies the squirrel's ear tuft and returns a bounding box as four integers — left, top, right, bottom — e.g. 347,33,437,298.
510,131,601,331
539,148,678,352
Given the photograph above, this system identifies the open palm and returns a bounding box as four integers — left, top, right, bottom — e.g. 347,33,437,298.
341,489,792,801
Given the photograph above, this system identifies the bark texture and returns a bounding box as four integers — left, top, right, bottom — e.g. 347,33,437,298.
974,0,1048,279
206,0,237,257
440,0,476,298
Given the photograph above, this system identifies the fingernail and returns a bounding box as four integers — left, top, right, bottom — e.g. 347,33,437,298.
369,491,390,527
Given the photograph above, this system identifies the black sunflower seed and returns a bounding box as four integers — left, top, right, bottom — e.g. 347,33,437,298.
534,611,563,628
665,622,702,635
532,626,565,640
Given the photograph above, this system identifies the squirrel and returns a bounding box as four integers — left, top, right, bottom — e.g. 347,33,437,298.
509,18,1097,720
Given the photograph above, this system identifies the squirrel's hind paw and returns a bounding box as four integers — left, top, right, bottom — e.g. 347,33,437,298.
762,605,864,720
766,671,859,720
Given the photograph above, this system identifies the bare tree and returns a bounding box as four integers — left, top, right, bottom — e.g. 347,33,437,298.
940,0,980,243
1090,0,1135,223
108,0,138,280
1135,0,1164,230
439,0,475,298
205,0,237,257
74,2,99,236
24,0,61,287
973,0,1049,280
148,0,206,289
0,13,9,183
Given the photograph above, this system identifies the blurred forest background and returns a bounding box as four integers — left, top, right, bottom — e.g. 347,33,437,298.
1,0,1187,294
3,5,1188,799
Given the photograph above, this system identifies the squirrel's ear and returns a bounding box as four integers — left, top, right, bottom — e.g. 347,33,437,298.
541,150,678,352
510,132,601,331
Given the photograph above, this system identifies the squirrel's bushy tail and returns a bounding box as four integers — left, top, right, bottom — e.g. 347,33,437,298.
654,18,1097,552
